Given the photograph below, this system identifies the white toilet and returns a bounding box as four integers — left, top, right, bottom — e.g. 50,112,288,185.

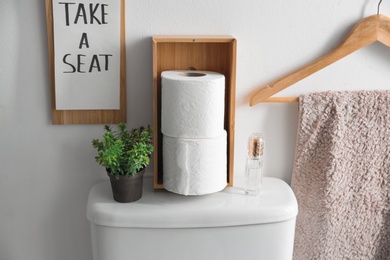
87,177,298,260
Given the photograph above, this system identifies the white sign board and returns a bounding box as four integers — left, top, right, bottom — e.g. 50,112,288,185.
52,0,120,110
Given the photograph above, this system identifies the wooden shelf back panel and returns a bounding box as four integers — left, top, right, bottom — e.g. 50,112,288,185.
153,36,237,189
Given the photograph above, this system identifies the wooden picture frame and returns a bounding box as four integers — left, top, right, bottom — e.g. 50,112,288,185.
45,0,126,124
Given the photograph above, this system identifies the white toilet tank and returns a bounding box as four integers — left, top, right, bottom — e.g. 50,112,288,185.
87,177,298,260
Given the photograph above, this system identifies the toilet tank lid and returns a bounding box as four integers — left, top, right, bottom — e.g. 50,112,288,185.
86,177,298,229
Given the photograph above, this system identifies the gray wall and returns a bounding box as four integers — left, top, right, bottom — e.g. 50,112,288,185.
1,0,389,259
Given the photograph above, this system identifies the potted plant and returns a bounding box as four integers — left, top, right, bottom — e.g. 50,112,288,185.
92,123,154,203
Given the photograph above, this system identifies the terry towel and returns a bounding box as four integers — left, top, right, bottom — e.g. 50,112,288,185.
291,90,390,260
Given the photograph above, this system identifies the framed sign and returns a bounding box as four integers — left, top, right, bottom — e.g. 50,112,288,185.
45,0,126,124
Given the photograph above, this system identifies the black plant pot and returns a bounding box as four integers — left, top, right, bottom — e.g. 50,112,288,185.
107,169,145,203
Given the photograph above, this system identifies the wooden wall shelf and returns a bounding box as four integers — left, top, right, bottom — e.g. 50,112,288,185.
152,36,237,189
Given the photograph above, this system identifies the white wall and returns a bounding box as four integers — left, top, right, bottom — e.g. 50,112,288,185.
1,0,389,259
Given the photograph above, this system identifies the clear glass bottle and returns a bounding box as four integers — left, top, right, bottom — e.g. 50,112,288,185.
244,133,264,195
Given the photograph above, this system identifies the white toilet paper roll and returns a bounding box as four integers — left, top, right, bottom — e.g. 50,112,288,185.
161,70,225,138
163,131,227,195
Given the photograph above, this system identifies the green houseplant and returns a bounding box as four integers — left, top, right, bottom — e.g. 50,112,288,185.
92,123,153,202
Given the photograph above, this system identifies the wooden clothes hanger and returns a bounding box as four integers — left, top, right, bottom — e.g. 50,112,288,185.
250,4,390,106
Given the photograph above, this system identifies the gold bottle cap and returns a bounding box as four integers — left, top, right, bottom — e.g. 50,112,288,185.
248,133,264,158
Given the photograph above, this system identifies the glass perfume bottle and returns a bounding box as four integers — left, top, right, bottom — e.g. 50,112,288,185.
244,133,264,195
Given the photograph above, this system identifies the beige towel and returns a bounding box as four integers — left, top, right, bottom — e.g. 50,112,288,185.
291,90,390,260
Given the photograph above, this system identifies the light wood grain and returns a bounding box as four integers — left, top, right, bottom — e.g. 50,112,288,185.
152,36,237,189
250,14,390,106
45,0,127,124
263,97,299,103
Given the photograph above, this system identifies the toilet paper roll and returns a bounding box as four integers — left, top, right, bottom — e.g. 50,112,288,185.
163,131,227,195
161,70,225,138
